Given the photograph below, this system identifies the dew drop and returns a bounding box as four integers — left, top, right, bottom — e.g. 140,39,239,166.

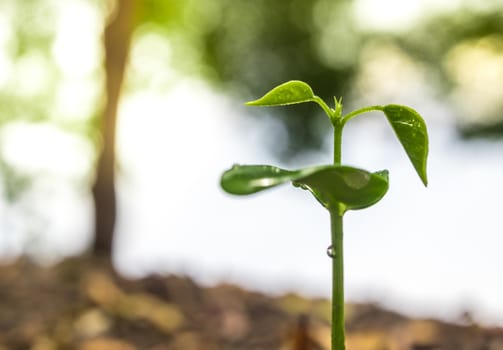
326,245,335,258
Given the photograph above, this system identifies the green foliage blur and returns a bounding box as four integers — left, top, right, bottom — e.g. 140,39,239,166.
1,0,503,254
136,0,503,149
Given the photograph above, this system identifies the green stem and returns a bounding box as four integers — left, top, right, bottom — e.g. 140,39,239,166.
331,122,345,349
341,105,383,125
333,122,342,165
313,95,335,121
330,211,345,350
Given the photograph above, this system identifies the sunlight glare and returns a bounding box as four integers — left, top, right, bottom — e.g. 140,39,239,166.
445,35,503,124
54,79,101,122
0,122,93,178
51,0,103,122
353,0,463,31
51,0,103,79
353,0,423,31
129,30,176,91
355,40,429,106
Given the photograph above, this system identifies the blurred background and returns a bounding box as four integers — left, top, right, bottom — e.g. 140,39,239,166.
1,0,503,339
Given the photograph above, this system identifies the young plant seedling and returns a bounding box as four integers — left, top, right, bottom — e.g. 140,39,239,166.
220,80,428,349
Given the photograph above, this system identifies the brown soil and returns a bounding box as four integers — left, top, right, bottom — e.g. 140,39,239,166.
0,256,501,350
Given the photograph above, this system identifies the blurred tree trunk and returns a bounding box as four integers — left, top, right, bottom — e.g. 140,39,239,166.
92,0,138,257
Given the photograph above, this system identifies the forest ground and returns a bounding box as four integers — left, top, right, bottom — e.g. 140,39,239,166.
0,256,502,350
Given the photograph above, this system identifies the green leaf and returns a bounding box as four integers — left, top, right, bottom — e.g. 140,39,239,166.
220,165,298,194
383,104,429,186
245,80,315,106
293,167,389,212
221,164,389,213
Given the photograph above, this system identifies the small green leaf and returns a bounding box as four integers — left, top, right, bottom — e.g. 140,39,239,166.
383,104,429,186
220,165,298,194
245,80,315,106
221,164,389,213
